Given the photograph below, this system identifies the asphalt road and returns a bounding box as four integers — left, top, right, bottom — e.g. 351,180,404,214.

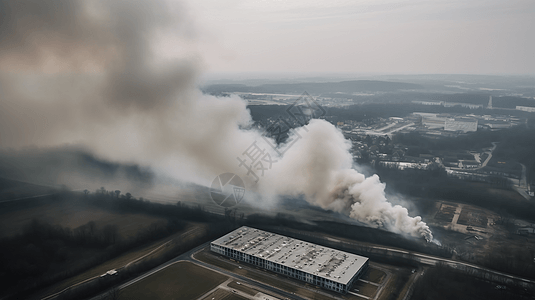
293,230,535,286
89,242,308,300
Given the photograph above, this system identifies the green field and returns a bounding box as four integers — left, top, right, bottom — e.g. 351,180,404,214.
119,261,228,300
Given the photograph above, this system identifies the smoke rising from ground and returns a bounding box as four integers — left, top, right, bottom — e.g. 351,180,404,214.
0,0,433,240
260,120,433,240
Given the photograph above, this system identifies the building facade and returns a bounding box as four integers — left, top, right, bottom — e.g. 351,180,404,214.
444,118,478,132
210,227,369,294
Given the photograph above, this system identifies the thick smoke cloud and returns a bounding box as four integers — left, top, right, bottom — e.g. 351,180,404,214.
0,0,433,240
260,120,433,240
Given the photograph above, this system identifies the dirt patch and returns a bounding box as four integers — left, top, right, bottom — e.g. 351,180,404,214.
361,267,386,284
352,281,378,298
457,208,488,228
434,203,457,222
119,261,228,300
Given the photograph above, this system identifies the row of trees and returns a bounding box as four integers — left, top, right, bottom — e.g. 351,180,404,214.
411,264,535,300
23,219,119,248
85,187,132,200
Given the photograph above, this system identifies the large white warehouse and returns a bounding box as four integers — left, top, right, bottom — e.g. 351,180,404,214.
210,226,369,294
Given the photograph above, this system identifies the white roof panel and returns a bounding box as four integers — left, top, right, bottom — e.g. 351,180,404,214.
211,226,368,285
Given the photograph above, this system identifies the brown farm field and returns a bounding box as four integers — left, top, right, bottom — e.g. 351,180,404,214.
119,261,228,300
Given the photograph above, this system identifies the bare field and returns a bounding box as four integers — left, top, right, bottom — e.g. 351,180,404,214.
376,268,412,300
352,281,378,298
457,207,488,228
30,224,204,300
0,199,165,238
434,203,457,222
361,267,386,284
119,261,228,300
0,178,56,200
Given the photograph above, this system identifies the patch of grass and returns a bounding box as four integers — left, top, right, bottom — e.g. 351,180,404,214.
353,281,378,298
457,208,488,228
376,268,412,300
362,267,386,284
119,261,228,300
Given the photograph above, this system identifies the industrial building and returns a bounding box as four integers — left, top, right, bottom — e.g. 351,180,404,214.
517,106,535,113
444,118,478,132
210,227,369,294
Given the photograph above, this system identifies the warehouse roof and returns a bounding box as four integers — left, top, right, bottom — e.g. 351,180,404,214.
211,226,368,285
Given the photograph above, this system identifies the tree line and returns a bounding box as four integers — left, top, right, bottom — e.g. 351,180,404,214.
411,263,535,300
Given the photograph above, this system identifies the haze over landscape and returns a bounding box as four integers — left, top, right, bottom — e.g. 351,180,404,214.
0,1,534,300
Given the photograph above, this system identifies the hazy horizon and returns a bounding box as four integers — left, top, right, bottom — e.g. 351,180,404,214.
187,0,535,75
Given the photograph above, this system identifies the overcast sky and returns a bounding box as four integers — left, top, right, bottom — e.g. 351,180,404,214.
183,0,534,75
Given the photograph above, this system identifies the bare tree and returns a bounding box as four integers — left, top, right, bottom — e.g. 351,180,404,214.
103,225,119,244
88,221,97,237
106,287,121,300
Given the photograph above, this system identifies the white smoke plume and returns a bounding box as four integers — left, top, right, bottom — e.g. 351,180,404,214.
0,0,433,240
257,120,433,240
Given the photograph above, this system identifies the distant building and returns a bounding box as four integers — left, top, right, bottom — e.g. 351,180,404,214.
459,160,480,169
516,106,535,113
444,102,483,109
211,227,369,294
444,118,478,132
412,100,443,106
484,121,511,129
412,101,482,109
379,159,431,170
413,112,448,129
